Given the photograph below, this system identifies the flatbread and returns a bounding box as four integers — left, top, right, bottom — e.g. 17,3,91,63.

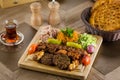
91,0,120,12
90,2,120,31
91,0,109,12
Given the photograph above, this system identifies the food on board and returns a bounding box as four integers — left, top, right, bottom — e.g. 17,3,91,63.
26,27,97,71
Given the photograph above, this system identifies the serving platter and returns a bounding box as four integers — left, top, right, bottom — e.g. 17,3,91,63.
18,25,103,80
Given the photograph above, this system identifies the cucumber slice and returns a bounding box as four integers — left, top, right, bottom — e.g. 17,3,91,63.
66,42,82,48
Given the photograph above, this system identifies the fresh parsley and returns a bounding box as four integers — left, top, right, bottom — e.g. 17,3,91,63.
61,27,74,37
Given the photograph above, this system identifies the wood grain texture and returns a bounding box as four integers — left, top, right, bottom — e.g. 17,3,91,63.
0,0,108,80
105,67,120,80
0,62,13,80
0,0,39,8
18,25,103,80
25,0,93,30
0,23,37,72
87,68,105,80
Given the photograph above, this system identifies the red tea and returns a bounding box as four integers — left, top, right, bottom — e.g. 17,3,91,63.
5,20,18,43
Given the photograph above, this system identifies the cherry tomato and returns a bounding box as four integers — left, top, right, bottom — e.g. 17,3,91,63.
28,44,38,54
82,55,90,66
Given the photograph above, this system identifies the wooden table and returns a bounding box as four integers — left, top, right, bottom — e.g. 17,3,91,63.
0,0,120,80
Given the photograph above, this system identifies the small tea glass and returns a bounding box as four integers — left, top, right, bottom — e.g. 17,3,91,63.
0,19,24,46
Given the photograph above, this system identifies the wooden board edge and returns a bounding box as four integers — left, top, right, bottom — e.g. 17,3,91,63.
18,61,85,80
18,25,103,80
18,25,51,66
83,36,103,79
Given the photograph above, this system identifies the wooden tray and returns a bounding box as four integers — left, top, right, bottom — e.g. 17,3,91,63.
18,25,103,80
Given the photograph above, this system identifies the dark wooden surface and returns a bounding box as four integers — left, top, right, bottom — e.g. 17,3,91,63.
0,23,104,80
94,40,120,75
0,0,120,80
0,23,37,71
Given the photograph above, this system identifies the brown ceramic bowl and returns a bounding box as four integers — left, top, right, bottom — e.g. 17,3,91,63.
81,7,120,41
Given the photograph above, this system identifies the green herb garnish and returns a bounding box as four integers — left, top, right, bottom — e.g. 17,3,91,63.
61,27,74,37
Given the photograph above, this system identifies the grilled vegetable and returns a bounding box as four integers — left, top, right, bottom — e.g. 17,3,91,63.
66,42,82,48
47,38,61,45
28,44,38,54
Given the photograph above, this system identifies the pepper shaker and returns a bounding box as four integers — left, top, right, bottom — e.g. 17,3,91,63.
48,1,61,26
30,2,42,27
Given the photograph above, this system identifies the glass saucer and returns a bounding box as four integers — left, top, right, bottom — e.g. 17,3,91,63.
0,31,24,46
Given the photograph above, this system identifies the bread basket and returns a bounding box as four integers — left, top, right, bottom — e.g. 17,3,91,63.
81,7,120,41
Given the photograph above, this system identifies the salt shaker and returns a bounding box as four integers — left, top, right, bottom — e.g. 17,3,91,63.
30,2,42,27
48,1,61,26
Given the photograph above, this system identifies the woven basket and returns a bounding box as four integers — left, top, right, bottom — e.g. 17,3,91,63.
81,7,120,41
